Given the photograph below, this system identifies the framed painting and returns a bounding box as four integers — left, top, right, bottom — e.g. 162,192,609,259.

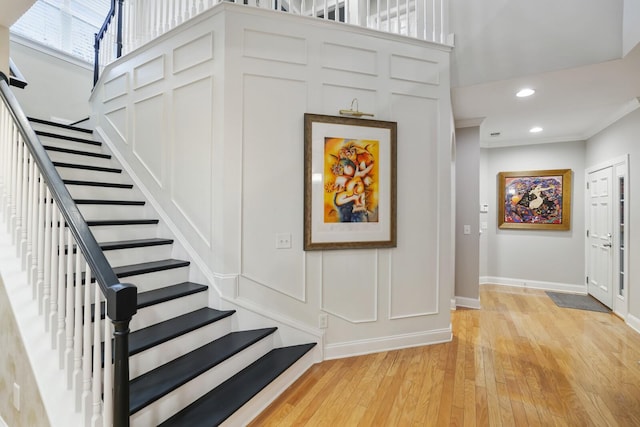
303,113,397,250
498,169,572,230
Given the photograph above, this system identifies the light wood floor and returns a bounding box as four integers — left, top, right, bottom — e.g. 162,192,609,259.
249,285,640,426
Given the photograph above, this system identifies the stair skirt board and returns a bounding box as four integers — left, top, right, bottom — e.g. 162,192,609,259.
20,116,318,425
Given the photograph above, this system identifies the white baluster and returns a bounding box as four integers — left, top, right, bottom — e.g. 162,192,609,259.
36,172,46,306
65,228,75,386
19,139,29,255
29,157,39,283
7,127,18,233
13,138,23,245
190,0,197,18
48,205,59,338
73,243,84,409
56,215,67,360
198,0,204,13
25,153,35,272
91,280,103,427
43,188,52,322
103,318,113,427
427,0,434,42
82,262,94,426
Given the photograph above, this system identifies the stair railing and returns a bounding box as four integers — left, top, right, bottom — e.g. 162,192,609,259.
92,0,449,83
94,0,124,85
0,73,135,427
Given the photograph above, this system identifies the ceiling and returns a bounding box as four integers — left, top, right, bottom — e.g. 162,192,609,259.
449,0,640,148
0,0,36,28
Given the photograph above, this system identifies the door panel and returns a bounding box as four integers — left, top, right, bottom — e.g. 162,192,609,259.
587,167,613,308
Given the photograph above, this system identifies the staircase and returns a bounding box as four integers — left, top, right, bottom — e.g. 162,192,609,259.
29,117,316,426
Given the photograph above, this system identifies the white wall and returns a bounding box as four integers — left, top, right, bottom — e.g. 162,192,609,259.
91,4,454,359
481,140,586,292
586,107,640,329
0,26,8,76
9,37,93,121
454,126,480,306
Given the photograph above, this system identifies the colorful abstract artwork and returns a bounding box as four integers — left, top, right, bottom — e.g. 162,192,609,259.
498,169,572,230
304,114,397,250
323,137,379,223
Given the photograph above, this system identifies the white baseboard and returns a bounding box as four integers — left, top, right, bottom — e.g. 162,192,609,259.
627,313,640,335
455,296,481,309
324,327,452,360
480,276,587,294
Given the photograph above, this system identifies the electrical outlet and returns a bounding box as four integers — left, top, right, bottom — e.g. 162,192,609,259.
463,225,471,235
13,383,20,411
318,313,328,329
275,233,292,249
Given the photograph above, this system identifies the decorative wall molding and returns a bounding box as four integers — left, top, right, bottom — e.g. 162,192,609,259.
324,327,452,360
480,276,587,294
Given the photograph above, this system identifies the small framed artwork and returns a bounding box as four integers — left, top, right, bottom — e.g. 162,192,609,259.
498,169,572,230
303,113,397,250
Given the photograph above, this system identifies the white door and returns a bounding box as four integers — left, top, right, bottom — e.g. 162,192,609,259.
586,167,613,308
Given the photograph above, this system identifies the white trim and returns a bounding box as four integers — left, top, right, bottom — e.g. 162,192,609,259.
0,415,7,427
455,296,481,309
455,117,484,128
450,298,457,310
324,326,452,360
480,276,587,294
627,313,640,335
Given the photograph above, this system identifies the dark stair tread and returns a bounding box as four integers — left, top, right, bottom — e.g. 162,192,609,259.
112,258,190,278
129,307,232,356
86,219,159,226
29,117,93,134
137,281,207,309
130,327,277,414
99,237,174,251
75,199,145,206
53,161,121,173
44,145,111,159
63,179,134,189
35,130,100,145
159,343,316,427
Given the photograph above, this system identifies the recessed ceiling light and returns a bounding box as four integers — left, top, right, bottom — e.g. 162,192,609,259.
516,88,535,98
529,126,543,133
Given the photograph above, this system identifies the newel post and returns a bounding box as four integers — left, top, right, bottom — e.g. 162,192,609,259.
107,283,137,427
116,0,124,58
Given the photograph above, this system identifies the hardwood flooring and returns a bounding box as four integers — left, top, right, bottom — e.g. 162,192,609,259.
249,285,640,426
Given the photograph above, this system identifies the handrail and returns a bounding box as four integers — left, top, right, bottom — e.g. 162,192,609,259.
94,0,124,85
9,58,28,89
0,72,135,427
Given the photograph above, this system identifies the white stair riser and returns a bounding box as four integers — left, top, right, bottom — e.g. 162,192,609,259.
129,316,233,378
45,150,115,169
31,123,94,139
77,204,150,221
131,292,207,331
103,244,173,267
130,335,275,427
116,266,190,293
65,186,141,201
54,167,128,184
89,224,158,241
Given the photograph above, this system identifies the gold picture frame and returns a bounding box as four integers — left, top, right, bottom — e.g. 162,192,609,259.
303,113,397,250
498,169,572,230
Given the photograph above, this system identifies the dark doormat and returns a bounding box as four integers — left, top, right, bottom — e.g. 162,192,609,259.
545,291,611,313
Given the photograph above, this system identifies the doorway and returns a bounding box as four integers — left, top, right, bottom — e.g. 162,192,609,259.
585,155,628,316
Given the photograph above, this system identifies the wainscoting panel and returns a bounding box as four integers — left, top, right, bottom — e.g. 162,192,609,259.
173,32,214,74
243,29,307,65
388,93,439,319
321,42,378,76
170,77,214,247
241,73,307,301
134,55,165,90
322,250,378,323
133,93,166,186
390,54,439,85
103,72,128,102
104,106,128,144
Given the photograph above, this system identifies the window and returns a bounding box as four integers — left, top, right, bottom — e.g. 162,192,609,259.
11,0,111,63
